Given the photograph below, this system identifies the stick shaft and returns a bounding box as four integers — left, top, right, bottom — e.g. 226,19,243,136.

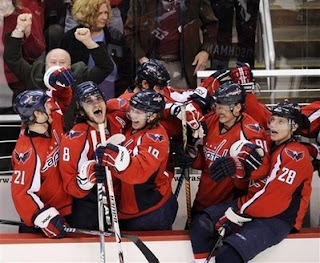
98,124,124,263
180,105,192,228
91,129,106,263
0,219,112,237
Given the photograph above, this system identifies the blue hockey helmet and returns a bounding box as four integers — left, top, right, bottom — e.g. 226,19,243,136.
214,81,246,106
272,100,310,129
13,90,48,124
136,59,170,88
130,90,165,114
75,81,104,107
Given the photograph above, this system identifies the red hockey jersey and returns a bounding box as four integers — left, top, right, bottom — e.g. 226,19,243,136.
301,101,320,140
59,98,128,198
110,124,172,220
239,141,313,230
192,112,270,212
11,98,72,226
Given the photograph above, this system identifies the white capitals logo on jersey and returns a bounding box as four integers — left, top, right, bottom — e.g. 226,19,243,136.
203,139,228,162
42,147,60,172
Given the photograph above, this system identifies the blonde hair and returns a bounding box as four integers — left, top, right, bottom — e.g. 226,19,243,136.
72,0,111,29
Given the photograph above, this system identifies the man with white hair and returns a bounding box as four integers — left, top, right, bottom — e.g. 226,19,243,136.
4,13,114,129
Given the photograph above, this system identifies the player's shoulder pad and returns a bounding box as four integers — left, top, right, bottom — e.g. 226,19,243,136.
283,142,308,162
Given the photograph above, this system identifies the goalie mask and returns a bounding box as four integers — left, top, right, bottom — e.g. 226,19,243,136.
136,59,170,89
14,90,48,124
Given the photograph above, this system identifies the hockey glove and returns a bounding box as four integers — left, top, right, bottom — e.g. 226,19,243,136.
170,103,207,139
209,156,245,182
43,65,76,91
77,160,97,191
33,207,67,238
235,143,264,175
230,62,255,93
215,207,251,237
189,86,212,113
199,68,231,97
96,143,130,172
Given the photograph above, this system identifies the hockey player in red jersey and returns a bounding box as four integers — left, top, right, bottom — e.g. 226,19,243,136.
11,87,73,238
191,82,270,213
97,90,178,230
59,81,129,229
190,101,313,262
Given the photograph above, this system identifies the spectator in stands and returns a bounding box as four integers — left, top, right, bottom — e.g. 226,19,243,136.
209,0,261,69
64,0,124,34
4,13,114,130
2,0,45,106
124,0,218,89
190,101,313,262
60,0,132,99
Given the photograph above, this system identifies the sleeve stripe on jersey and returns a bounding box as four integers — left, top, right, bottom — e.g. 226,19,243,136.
240,155,281,214
27,155,44,209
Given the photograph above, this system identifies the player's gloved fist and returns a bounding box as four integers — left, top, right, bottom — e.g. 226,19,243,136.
33,207,67,238
215,207,251,237
230,62,255,93
95,163,106,183
96,143,130,172
170,103,207,138
44,65,76,91
189,87,211,112
209,156,245,182
235,143,264,175
185,103,207,139
200,68,231,96
77,160,97,190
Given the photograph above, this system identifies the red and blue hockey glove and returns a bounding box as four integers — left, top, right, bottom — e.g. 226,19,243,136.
43,65,76,91
230,62,256,93
77,160,97,191
210,156,245,182
96,143,130,172
215,207,251,237
33,207,67,238
189,87,212,113
233,142,264,175
170,102,207,139
199,68,231,97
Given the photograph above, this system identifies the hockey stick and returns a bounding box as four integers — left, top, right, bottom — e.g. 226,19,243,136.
98,123,124,263
174,166,187,198
91,130,111,227
180,104,192,228
204,227,225,263
92,131,159,263
91,129,107,263
0,218,159,262
0,218,112,237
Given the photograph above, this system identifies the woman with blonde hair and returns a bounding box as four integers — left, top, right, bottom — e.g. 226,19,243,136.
60,0,132,99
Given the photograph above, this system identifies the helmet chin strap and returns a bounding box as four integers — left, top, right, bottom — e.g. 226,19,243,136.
35,112,50,126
